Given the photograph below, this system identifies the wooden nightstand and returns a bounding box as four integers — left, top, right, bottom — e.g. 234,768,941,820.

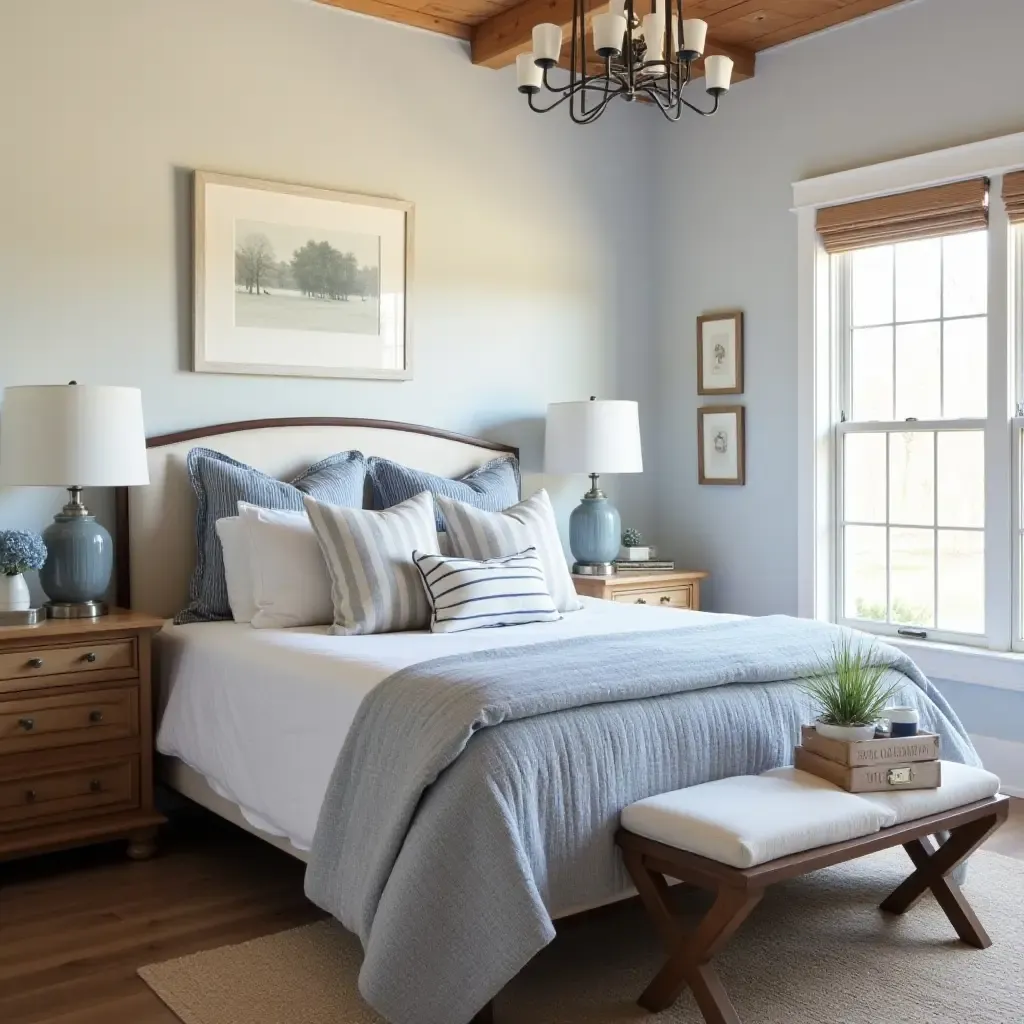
573,570,708,610
0,610,166,862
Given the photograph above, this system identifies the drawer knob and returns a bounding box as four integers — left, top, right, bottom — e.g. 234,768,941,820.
83,651,97,663
89,779,103,793
27,657,44,669
660,596,671,604
635,598,647,605
18,717,35,732
88,709,104,724
24,789,36,804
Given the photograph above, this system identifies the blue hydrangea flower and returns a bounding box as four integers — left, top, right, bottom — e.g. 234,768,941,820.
0,530,47,575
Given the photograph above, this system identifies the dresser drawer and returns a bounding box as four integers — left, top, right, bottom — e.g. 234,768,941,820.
0,686,138,754
0,640,136,692
0,757,139,830
614,585,693,609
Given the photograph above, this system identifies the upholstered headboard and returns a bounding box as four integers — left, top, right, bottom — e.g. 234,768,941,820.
114,417,518,618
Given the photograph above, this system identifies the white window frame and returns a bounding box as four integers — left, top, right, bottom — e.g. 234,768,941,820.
795,130,1024,688
1014,227,1024,653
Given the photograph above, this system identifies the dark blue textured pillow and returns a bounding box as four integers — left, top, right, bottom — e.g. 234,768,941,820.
368,455,520,529
175,447,365,624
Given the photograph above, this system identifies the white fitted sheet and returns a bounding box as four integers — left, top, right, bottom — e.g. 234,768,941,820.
156,597,728,851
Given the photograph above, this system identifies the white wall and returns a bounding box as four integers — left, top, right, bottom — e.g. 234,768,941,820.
0,0,656,601
653,0,1024,616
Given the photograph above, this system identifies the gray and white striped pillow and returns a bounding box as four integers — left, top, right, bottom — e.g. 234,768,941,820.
434,489,583,613
414,548,560,633
303,491,440,635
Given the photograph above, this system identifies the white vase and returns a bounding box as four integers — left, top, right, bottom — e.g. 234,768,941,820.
815,721,877,742
0,573,31,612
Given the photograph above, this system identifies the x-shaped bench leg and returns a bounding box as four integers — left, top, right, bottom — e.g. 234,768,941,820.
623,849,763,1022
880,812,1003,949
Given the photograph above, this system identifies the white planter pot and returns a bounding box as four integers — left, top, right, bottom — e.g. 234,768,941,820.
0,573,31,612
814,721,877,742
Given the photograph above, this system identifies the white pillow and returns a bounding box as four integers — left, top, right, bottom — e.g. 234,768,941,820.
214,516,257,623
237,503,334,629
434,489,582,613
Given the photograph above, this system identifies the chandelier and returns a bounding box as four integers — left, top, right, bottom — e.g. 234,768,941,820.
515,2,733,124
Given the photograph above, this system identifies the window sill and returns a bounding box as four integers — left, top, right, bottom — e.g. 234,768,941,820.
889,638,1024,693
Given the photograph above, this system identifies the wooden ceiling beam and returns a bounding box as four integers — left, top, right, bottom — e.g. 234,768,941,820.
470,0,755,78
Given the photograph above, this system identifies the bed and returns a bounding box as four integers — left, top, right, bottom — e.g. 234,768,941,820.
118,417,979,1024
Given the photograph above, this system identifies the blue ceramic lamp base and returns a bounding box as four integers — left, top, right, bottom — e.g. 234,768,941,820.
569,475,620,576
39,488,113,619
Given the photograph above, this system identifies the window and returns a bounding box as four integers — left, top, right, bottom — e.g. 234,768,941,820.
835,231,989,643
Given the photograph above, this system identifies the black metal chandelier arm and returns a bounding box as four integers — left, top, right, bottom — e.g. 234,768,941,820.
639,87,685,122
541,66,627,98
678,90,722,117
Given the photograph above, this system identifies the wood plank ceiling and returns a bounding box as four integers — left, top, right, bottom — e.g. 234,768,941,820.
314,0,909,77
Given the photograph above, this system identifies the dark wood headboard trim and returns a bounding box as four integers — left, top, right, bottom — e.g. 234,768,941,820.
113,416,519,608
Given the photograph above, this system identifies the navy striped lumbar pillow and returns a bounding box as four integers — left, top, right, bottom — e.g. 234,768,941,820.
413,548,561,634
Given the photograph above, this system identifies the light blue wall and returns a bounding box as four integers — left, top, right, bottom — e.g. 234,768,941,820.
932,680,1024,743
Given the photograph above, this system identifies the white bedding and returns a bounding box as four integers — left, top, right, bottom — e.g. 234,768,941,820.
156,597,728,851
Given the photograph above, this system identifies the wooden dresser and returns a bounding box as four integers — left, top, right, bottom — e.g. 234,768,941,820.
573,570,708,610
0,610,166,862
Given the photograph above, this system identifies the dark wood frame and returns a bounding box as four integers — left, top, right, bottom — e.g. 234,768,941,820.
113,416,519,607
697,312,744,395
697,405,745,486
618,795,1010,1024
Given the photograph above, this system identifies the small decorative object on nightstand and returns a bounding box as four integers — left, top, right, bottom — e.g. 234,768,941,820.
0,610,166,862
619,527,651,562
574,570,708,610
0,530,47,624
0,383,150,618
545,397,643,576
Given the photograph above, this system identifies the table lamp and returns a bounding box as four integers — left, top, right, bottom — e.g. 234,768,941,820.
0,383,149,618
544,397,643,576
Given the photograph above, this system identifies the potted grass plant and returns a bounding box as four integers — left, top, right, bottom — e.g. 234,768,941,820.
800,634,902,742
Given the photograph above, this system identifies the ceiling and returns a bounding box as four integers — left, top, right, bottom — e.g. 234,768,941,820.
313,0,909,77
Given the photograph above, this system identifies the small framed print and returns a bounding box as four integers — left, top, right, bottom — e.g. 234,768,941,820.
698,405,745,485
697,311,744,395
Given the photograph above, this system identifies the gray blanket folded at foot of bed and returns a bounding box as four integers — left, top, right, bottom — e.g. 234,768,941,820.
304,615,978,1024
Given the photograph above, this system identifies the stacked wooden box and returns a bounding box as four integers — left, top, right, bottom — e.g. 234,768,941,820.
795,725,942,792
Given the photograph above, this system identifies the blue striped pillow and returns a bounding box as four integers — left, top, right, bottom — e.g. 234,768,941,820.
413,548,561,633
368,455,520,529
175,447,365,624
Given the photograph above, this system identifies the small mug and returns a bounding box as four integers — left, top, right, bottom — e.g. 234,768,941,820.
883,706,920,737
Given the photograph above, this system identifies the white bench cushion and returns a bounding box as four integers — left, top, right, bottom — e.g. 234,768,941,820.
858,760,1001,824
621,762,1002,869
620,768,893,869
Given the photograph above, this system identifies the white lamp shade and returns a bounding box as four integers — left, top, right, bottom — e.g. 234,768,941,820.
532,23,563,62
516,52,543,89
0,384,149,487
705,53,734,91
592,12,627,54
680,18,707,55
545,400,643,475
642,12,665,61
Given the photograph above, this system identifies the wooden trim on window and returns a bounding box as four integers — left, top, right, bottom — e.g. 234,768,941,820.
815,178,989,253
1003,171,1024,224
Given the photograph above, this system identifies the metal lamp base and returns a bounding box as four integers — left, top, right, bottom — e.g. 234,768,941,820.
45,600,108,619
572,562,616,576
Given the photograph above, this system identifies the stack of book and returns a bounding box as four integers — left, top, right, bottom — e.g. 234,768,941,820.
614,559,675,572
794,725,942,792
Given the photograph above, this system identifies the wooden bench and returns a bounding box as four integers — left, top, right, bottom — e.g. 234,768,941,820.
616,770,1009,1024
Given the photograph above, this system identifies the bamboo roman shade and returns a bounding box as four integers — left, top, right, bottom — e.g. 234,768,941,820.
1002,171,1024,224
816,178,989,253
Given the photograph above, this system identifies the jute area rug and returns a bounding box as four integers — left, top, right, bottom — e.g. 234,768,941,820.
139,848,1022,1023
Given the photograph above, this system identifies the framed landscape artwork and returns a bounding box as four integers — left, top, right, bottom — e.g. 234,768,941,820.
697,311,744,394
194,171,413,380
698,405,745,485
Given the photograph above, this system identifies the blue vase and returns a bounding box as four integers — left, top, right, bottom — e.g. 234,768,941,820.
569,493,621,568
40,512,112,613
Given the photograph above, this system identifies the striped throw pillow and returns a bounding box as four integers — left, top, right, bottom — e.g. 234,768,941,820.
303,491,440,635
414,549,560,633
434,489,583,614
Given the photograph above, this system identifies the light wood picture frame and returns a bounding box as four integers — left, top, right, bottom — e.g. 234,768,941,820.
193,171,413,380
697,311,744,395
698,405,746,485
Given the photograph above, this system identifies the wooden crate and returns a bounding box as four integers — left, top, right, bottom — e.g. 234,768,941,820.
795,746,941,793
800,725,940,768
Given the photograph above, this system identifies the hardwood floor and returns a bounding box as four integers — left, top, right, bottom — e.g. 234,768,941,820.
1,799,1022,1024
